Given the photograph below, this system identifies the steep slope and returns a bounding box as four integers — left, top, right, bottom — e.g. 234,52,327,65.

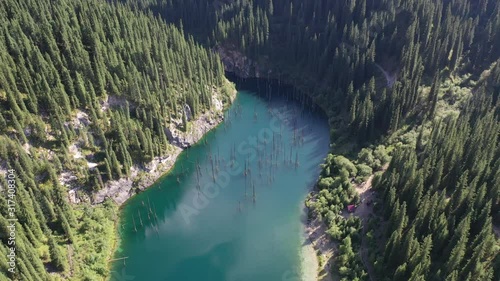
0,0,233,280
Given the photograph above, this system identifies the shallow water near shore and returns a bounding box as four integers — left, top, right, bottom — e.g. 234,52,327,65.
111,78,330,281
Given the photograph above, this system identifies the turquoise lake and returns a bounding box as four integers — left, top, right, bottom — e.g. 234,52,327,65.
112,78,330,281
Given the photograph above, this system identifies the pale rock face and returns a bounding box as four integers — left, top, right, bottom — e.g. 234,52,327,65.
76,111,91,127
92,150,183,205
92,81,236,206
165,91,226,149
100,95,137,112
214,45,271,78
184,104,192,121
212,92,223,111
22,143,31,154
164,126,190,148
68,143,83,159
64,110,91,131
59,171,81,204
68,189,81,204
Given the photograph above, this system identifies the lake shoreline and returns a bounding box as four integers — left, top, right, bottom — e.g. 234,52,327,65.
93,80,237,207
218,49,336,281
301,203,319,281
302,197,336,281
102,81,236,280
105,73,332,281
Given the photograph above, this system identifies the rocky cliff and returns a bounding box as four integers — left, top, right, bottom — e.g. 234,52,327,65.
91,83,236,205
215,45,271,78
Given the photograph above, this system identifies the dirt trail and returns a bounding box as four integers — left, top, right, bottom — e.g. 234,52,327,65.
353,164,389,281
355,175,377,281
305,164,388,281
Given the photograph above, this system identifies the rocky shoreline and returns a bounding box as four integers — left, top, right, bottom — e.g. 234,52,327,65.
92,149,182,205
92,84,236,206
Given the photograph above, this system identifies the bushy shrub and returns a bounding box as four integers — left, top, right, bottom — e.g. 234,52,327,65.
358,148,376,167
356,164,373,182
373,145,390,168
333,155,357,177
318,177,334,189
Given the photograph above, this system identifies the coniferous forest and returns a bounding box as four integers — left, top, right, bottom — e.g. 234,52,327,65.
0,0,231,280
0,0,499,280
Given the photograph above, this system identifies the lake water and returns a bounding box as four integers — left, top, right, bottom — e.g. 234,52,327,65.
112,78,330,281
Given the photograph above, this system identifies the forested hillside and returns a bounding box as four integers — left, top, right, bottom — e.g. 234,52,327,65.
122,0,500,280
0,0,499,280
370,69,500,280
125,0,500,138
0,0,231,280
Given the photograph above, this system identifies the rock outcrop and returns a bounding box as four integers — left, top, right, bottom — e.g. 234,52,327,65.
165,111,223,149
215,45,271,78
93,152,181,205
92,83,236,205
